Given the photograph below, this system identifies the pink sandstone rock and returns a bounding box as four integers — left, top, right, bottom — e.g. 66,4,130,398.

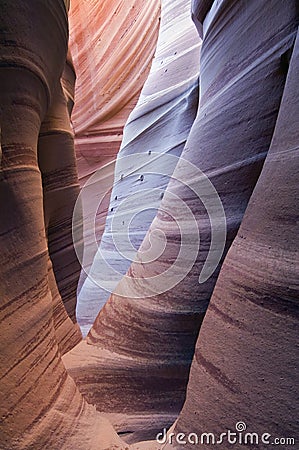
1,0,298,448
65,0,298,444
68,0,161,293
38,57,82,353
0,1,129,448
76,0,201,336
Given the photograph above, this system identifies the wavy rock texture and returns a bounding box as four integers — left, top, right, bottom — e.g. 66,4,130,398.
1,0,298,449
38,56,82,354
76,0,201,336
0,1,128,448
64,0,298,444
68,0,161,292
168,24,299,450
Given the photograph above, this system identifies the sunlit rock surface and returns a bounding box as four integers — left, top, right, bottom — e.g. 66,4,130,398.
168,21,299,450
69,0,161,292
1,0,298,448
65,0,298,444
0,1,127,448
76,0,201,336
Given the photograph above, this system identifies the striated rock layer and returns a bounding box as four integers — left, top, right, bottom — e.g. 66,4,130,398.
169,23,299,450
38,53,82,353
69,0,161,291
0,1,127,448
65,0,298,443
76,0,201,335
1,0,298,448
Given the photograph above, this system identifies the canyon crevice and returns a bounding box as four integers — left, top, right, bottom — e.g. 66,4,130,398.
65,0,298,444
0,0,298,449
76,0,201,336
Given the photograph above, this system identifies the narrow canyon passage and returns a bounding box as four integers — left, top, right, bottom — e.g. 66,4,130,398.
0,1,298,450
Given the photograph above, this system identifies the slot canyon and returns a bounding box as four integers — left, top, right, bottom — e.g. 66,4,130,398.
0,1,298,449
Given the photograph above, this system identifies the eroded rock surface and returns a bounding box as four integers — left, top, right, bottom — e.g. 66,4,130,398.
69,0,161,293
65,0,298,444
76,0,201,336
1,0,298,449
0,1,127,448
39,56,82,353
168,21,299,450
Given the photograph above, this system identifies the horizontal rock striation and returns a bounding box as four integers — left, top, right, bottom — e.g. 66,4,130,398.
76,0,201,335
65,0,298,443
169,22,299,450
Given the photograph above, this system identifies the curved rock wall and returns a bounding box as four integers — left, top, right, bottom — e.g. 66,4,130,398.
65,0,298,443
169,24,299,450
0,2,127,448
76,0,201,336
38,59,82,352
68,0,161,292
1,0,298,448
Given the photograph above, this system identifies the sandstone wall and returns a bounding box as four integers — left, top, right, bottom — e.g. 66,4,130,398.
65,0,298,444
69,0,161,293
0,2,127,448
76,0,201,336
1,1,297,449
169,19,299,450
